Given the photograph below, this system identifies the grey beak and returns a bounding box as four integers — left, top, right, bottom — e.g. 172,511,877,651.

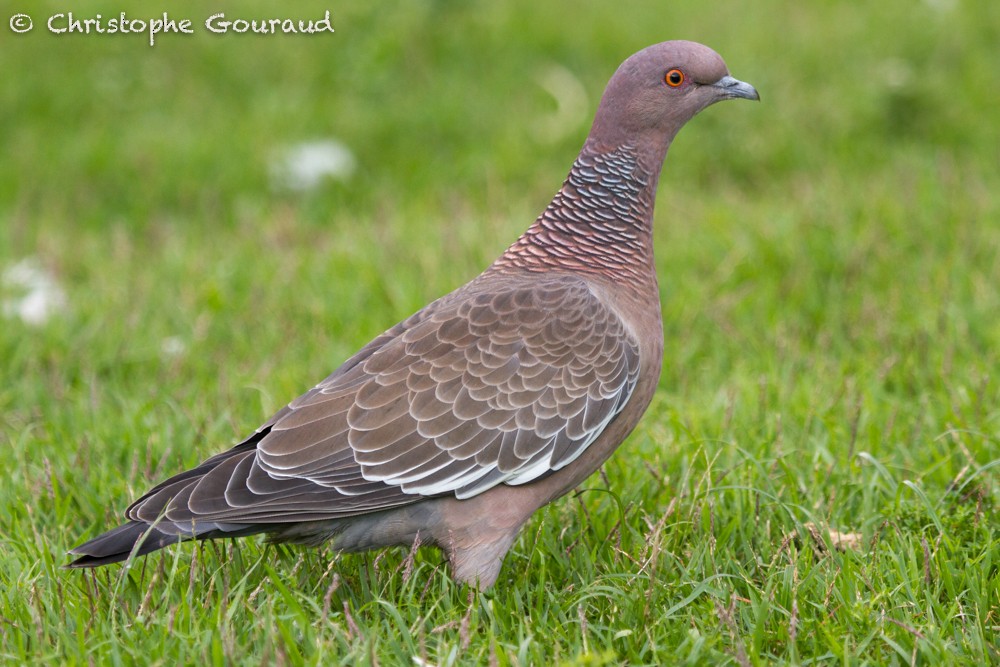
712,75,760,101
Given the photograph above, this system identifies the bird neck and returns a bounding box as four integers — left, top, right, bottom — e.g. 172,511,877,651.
494,143,665,283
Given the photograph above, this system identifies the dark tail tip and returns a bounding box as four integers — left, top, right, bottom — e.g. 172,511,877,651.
66,521,181,568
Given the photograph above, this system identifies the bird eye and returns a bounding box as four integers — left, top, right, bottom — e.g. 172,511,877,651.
665,69,684,87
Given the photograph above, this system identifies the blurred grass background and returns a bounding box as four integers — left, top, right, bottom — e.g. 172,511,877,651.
1,0,998,664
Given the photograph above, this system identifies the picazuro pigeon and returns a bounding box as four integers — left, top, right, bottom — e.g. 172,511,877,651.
69,40,758,588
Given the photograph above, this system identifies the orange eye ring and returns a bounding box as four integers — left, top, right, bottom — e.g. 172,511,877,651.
665,69,684,87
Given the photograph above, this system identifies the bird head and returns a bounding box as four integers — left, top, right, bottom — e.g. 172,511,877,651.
589,40,759,155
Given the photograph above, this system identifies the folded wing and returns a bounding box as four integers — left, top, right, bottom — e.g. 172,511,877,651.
125,275,640,527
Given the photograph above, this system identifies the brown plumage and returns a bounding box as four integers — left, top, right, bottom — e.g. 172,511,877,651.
68,40,758,587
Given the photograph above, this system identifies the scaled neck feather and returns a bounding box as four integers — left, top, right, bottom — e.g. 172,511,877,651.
493,142,667,284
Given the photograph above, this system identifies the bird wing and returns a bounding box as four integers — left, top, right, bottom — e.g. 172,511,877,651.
125,274,640,526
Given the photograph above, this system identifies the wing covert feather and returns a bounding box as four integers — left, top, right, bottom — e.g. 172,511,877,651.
130,276,642,524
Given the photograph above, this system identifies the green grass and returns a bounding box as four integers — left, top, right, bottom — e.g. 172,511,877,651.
2,0,998,664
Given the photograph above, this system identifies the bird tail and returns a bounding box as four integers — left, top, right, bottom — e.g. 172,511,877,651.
65,521,181,568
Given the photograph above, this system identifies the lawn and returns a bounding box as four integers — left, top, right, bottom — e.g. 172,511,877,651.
1,0,998,664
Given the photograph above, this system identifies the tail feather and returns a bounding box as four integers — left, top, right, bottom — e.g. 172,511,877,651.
66,521,181,568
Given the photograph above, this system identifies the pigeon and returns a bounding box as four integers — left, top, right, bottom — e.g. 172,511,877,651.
68,40,758,587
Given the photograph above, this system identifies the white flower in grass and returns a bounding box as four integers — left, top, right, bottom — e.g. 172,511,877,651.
270,139,357,192
1,257,68,326
923,0,957,12
160,336,187,358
